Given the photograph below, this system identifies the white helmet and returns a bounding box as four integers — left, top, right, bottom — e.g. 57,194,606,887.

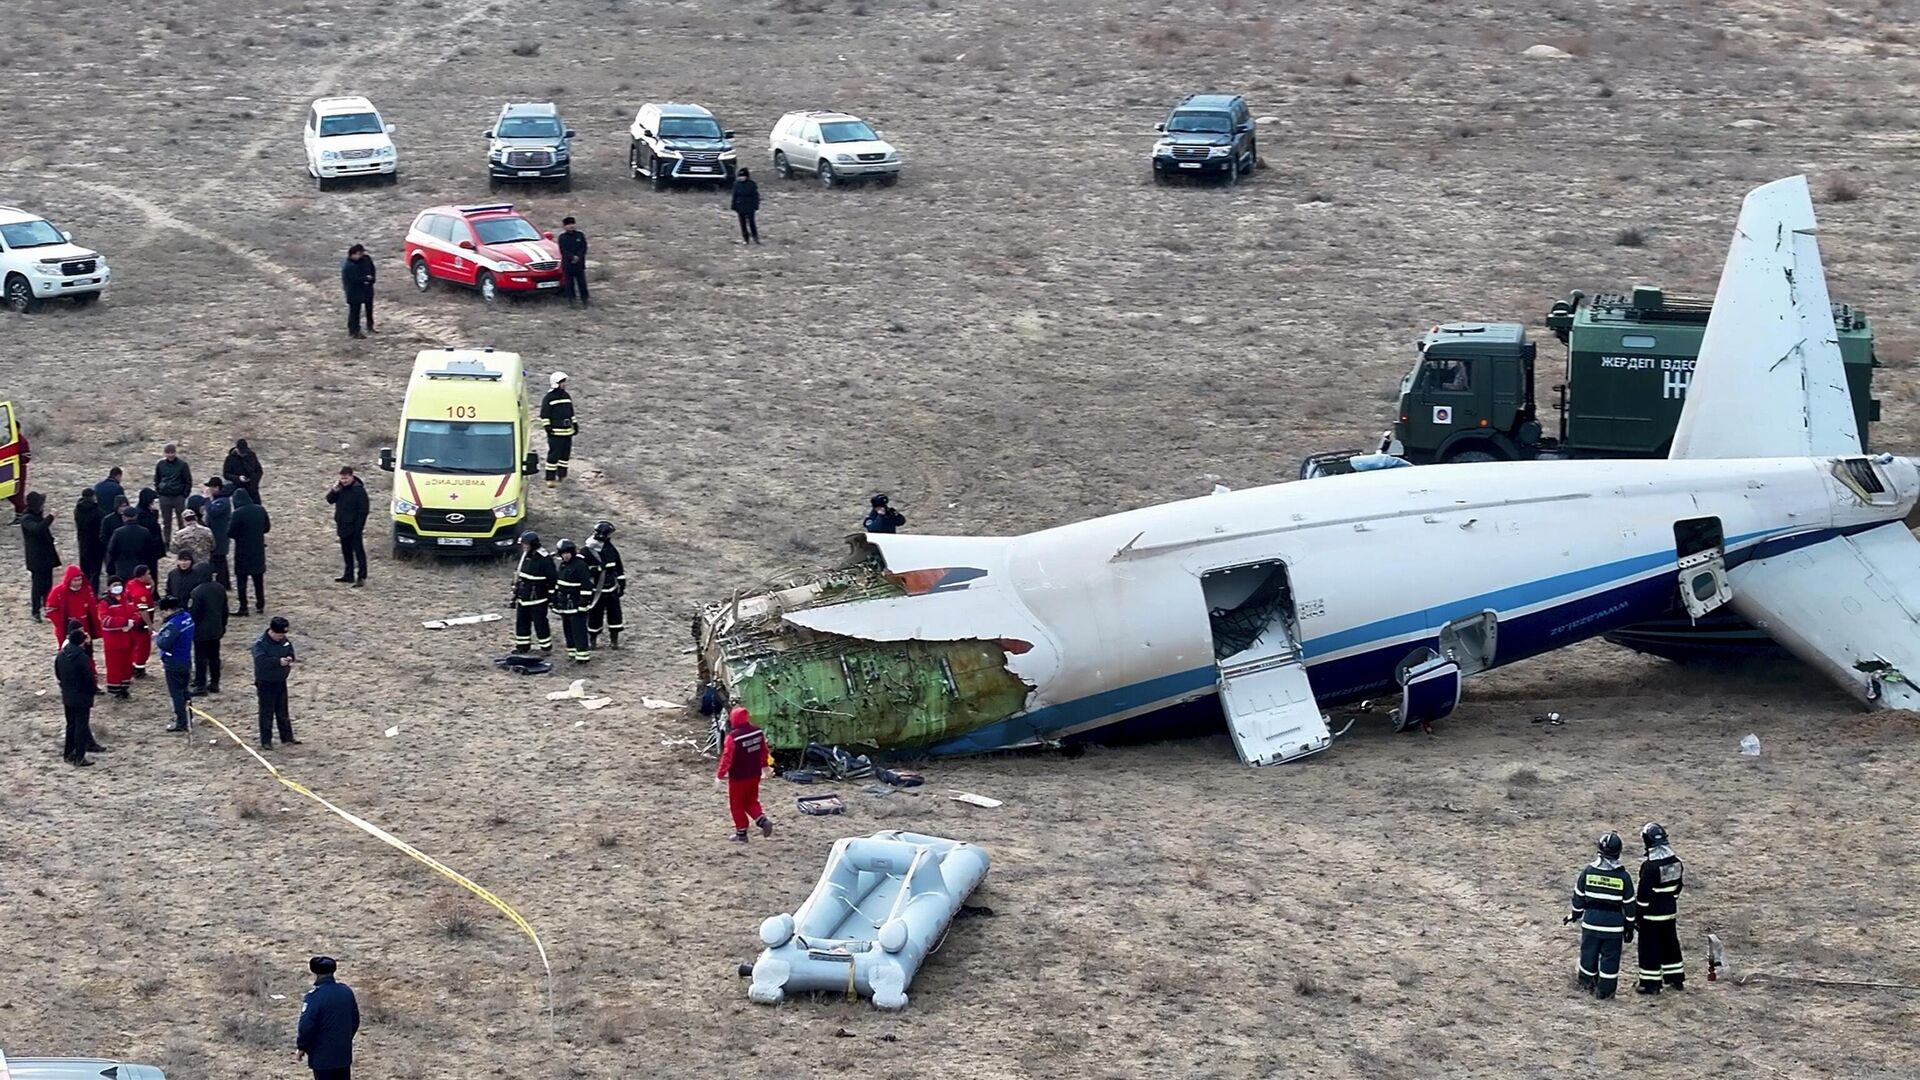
550,371,570,389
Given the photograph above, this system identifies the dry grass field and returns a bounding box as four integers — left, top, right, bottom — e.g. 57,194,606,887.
3,0,1919,1076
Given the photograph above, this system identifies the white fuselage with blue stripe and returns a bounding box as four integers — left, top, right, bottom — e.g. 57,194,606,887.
891,455,1915,754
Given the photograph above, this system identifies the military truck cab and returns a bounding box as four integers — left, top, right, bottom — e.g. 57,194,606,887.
1378,285,1878,466
1383,322,1537,464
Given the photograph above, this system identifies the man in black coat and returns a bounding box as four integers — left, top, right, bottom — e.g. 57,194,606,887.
342,243,377,338
164,550,210,603
199,477,234,586
223,439,264,506
731,168,761,245
296,955,359,1079
74,488,107,593
153,443,194,544
227,488,271,616
557,216,588,307
92,467,124,511
54,621,100,766
324,466,369,585
19,491,59,620
106,505,150,585
252,615,299,747
188,572,230,694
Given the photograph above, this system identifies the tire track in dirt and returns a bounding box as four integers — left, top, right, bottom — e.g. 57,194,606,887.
75,178,467,346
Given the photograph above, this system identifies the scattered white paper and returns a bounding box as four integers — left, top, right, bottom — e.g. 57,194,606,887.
1739,734,1761,756
423,613,503,629
573,720,586,728
384,725,401,738
950,791,1003,809
547,679,587,701
270,993,287,1000
641,697,683,710
579,697,612,711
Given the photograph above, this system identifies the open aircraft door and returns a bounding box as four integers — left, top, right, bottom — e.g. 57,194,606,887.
1203,560,1331,766
0,401,21,508
1675,517,1732,620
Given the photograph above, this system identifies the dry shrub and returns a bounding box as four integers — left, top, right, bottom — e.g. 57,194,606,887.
1614,227,1647,247
511,41,541,57
1138,26,1187,48
220,1011,281,1048
434,897,480,939
591,1007,642,1044
1826,176,1861,203
233,790,267,820
1293,972,1322,997
219,954,274,999
593,829,620,849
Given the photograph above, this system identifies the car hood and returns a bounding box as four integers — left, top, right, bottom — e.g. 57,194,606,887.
661,136,732,152
493,135,566,150
318,132,394,153
21,241,102,263
398,470,516,508
822,138,896,156
476,235,559,266
1160,132,1232,146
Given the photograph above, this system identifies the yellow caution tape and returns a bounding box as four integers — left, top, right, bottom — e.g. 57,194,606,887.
189,705,554,1021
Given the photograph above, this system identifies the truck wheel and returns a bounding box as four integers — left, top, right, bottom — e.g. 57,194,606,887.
650,156,669,191
557,173,573,193
773,150,791,179
412,257,433,293
1449,449,1498,463
5,275,35,313
877,173,899,187
315,174,331,192
817,161,837,188
477,271,498,305
72,292,99,307
488,177,501,193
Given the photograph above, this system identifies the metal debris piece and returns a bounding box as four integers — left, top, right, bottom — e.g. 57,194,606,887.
949,791,1002,809
423,613,504,629
547,679,588,701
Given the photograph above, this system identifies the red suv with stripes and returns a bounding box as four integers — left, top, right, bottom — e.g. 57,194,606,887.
404,203,563,304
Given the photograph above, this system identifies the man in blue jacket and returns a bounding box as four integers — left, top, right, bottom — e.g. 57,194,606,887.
297,954,360,1079
155,594,195,732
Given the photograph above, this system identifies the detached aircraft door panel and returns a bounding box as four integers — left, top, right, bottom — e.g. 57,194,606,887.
1217,654,1330,766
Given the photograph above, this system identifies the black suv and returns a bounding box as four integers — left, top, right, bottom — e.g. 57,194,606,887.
1151,94,1257,184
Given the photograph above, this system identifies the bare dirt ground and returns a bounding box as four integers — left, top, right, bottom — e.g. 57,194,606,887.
3,0,1919,1076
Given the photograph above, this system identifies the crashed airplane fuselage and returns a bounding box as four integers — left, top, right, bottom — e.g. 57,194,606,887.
698,176,1920,764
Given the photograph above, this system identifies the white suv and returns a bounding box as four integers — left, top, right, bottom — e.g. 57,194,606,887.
0,206,111,313
304,95,398,190
769,110,900,188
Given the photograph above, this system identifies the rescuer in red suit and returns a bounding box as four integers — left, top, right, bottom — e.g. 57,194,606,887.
715,706,775,843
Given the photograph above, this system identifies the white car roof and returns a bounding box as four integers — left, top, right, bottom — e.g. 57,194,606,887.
313,96,377,114
782,110,865,124
0,205,46,227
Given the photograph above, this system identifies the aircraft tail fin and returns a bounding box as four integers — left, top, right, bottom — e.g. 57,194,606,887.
1669,175,1860,460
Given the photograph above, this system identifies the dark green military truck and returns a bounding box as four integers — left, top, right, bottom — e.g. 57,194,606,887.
1308,286,1878,472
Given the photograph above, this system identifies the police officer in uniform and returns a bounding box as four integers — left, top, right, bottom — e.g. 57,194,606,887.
586,519,626,650
539,372,576,487
552,539,596,663
1568,831,1637,999
510,532,556,653
864,493,905,534
1634,822,1686,993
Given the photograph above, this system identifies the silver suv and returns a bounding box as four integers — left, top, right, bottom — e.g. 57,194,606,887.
485,102,574,192
0,1050,165,1079
628,103,737,189
769,110,900,187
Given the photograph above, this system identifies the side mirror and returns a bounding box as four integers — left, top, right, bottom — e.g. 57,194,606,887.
1236,123,1252,133
378,448,395,472
484,129,494,138
542,231,554,240
724,129,737,138
384,123,397,134
522,452,539,477
1153,122,1165,132
564,129,576,139
458,240,476,252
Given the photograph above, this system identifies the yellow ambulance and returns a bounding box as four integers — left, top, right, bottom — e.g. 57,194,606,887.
379,348,539,556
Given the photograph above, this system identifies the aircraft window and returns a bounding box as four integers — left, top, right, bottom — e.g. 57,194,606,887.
1621,334,1657,349
1419,359,1470,392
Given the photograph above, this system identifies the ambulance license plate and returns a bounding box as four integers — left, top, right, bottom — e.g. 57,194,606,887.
436,537,474,547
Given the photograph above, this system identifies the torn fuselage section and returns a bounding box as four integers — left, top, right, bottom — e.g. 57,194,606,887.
695,547,1035,753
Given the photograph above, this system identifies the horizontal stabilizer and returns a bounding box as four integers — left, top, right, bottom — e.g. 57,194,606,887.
1729,523,1920,709
1670,175,1860,460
